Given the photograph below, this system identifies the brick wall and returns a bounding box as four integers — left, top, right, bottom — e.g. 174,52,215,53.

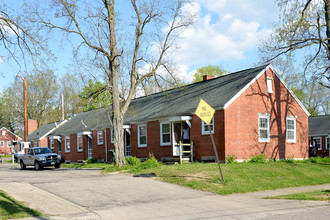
224,68,308,160
28,120,37,134
0,128,22,154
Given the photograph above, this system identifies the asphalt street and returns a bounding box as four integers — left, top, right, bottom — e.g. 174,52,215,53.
0,161,329,220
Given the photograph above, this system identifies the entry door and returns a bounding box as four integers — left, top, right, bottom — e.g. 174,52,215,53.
58,141,61,156
88,137,93,159
172,122,182,156
125,130,131,157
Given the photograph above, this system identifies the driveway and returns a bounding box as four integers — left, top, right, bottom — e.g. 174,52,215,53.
0,162,329,220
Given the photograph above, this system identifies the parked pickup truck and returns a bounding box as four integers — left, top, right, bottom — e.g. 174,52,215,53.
18,147,61,170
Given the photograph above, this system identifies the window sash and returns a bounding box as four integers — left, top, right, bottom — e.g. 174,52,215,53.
7,141,12,147
0,141,4,147
326,137,329,150
160,122,171,145
111,129,114,143
50,140,54,149
314,138,322,150
77,135,83,151
65,136,70,152
286,118,296,142
259,115,270,142
97,131,104,145
138,125,147,147
202,117,214,135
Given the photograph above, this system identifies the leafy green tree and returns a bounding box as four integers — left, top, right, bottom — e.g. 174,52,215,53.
259,0,330,88
192,65,226,83
79,80,111,112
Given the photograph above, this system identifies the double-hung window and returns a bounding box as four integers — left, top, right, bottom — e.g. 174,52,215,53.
286,116,296,143
97,131,104,145
111,129,114,144
138,125,147,147
0,141,4,147
160,122,171,145
65,136,70,152
77,134,83,152
314,137,322,150
202,117,214,135
259,114,270,142
50,140,54,149
7,141,12,148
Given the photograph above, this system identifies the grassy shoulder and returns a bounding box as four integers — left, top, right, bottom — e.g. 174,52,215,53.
62,156,330,195
267,190,330,201
0,190,42,220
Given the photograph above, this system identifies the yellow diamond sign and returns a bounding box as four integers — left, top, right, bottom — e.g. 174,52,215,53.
195,99,215,125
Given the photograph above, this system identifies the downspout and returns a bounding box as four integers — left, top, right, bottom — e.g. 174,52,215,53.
105,129,108,162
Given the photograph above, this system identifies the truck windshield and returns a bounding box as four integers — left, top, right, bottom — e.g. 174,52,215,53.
34,148,52,154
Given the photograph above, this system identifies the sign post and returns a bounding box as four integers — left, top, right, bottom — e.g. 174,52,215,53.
195,99,224,183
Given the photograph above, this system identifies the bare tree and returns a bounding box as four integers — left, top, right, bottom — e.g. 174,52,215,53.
259,0,330,88
29,0,194,166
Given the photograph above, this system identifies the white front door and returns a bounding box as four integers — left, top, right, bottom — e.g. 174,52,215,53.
172,122,182,156
125,130,131,157
88,137,92,159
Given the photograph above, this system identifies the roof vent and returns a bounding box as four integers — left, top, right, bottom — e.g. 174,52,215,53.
203,75,214,81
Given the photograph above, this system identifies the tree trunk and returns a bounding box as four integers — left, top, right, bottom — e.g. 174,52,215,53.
324,0,330,60
106,0,126,166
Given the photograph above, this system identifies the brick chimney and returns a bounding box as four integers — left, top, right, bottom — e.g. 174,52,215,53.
203,75,214,81
28,119,38,135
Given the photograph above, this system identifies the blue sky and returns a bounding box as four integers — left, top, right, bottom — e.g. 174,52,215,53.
0,0,279,91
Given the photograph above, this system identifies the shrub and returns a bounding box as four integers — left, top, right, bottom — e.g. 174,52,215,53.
283,155,295,164
226,154,237,164
309,155,328,163
140,152,160,169
250,154,266,163
86,158,98,164
126,156,141,166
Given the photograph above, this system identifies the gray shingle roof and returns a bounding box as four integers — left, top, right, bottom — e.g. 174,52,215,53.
50,64,269,136
28,121,65,141
309,115,330,136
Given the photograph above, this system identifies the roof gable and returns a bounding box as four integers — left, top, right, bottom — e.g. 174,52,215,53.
0,127,22,140
28,120,67,141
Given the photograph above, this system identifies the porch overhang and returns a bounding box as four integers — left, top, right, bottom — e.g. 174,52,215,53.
78,131,93,139
169,116,192,128
123,125,131,135
50,135,62,143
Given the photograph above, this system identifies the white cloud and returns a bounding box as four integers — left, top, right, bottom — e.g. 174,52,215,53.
164,0,279,81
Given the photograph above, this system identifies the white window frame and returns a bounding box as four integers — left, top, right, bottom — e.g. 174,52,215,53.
50,139,54,149
0,141,4,147
202,117,214,135
77,134,83,152
138,125,147,147
34,141,38,147
2,130,5,136
267,77,273,93
7,141,12,148
111,129,114,144
160,122,171,146
97,130,104,145
326,137,329,150
314,137,322,150
286,116,296,143
65,136,70,152
259,114,270,142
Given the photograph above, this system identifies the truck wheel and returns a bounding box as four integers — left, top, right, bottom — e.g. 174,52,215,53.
55,163,61,169
34,161,43,170
20,160,26,170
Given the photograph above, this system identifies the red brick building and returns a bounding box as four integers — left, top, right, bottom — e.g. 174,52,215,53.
309,115,330,157
0,127,22,155
48,64,310,162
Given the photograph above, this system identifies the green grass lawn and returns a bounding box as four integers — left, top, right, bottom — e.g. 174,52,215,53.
62,158,330,195
268,190,330,201
0,190,42,220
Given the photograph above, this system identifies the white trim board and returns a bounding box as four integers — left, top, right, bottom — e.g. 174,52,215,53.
223,65,310,117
